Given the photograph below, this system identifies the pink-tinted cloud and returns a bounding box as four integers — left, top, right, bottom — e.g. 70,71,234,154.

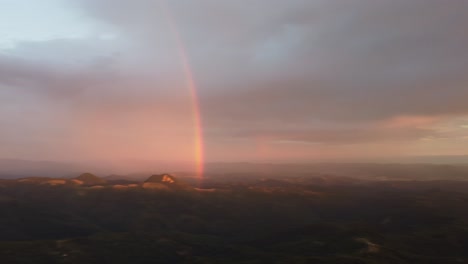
1,0,468,165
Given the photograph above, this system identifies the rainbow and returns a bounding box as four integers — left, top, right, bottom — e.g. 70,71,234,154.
161,1,205,183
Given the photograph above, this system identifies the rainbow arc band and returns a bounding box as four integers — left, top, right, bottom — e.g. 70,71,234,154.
161,1,204,183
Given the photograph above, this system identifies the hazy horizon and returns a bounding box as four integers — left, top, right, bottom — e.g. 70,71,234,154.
1,156,468,179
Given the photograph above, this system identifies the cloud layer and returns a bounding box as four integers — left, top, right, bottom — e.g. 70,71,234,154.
1,0,468,164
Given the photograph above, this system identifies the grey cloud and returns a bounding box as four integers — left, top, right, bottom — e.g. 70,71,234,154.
197,0,468,122
75,0,468,121
0,56,84,99
0,38,121,100
229,126,435,145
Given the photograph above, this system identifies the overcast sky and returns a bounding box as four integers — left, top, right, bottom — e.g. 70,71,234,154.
1,0,468,168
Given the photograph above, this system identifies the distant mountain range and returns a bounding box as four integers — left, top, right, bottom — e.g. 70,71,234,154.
2,158,468,181
0,159,81,179
0,159,186,179
2,172,185,191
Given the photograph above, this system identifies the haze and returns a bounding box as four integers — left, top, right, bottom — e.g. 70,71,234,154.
1,0,468,172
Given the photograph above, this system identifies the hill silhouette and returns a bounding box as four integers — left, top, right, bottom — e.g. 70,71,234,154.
144,174,177,184
142,174,186,190
75,173,106,186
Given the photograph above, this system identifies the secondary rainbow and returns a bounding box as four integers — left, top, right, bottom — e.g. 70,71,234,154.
161,1,205,182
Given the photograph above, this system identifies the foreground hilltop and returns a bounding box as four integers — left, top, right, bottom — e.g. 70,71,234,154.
142,174,192,190
145,174,177,184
